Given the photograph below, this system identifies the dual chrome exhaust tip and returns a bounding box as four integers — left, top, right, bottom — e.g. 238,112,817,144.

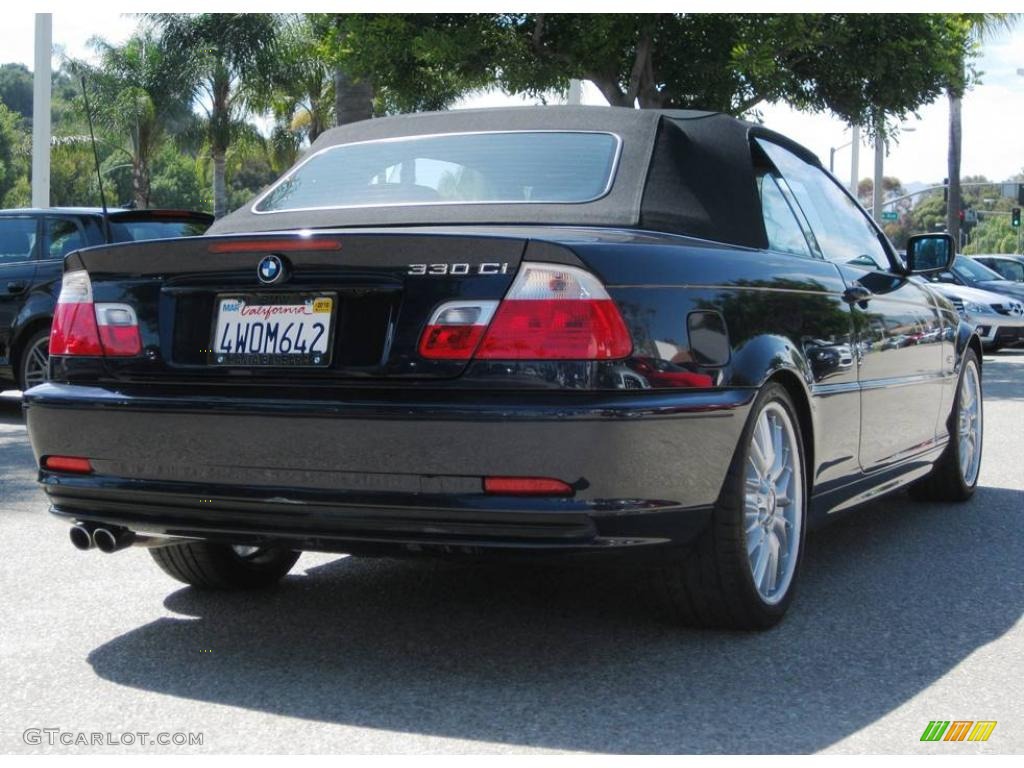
69,523,178,553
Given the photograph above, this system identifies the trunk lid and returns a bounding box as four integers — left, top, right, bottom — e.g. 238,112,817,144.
68,232,526,383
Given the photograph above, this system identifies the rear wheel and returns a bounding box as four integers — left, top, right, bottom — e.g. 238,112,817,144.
655,383,807,630
17,329,50,391
910,349,982,502
150,541,300,589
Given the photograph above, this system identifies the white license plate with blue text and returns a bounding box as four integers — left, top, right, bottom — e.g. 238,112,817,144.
211,293,335,367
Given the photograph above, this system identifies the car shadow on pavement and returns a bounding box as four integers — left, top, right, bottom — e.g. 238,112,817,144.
983,349,1024,401
86,484,1024,753
0,394,40,508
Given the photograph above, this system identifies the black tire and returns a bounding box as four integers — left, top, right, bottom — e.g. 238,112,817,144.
909,349,982,503
149,541,300,589
17,328,51,392
653,383,808,630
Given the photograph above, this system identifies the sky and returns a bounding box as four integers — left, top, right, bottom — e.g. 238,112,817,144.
3,10,1023,189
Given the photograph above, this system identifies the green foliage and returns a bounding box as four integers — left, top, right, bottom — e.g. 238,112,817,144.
0,64,34,120
0,103,28,202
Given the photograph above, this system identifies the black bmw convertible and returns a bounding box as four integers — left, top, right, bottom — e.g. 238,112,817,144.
24,107,983,629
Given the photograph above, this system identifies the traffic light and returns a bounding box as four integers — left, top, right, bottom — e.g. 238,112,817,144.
1013,207,1022,228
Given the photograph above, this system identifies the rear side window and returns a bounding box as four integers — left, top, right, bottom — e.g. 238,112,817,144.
756,139,891,270
757,173,813,258
0,217,37,264
254,131,621,213
984,259,1024,281
109,220,210,242
44,218,86,260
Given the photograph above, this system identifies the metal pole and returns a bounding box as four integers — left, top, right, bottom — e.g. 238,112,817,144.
849,125,859,195
872,134,883,224
829,147,836,174
567,79,583,105
31,13,52,208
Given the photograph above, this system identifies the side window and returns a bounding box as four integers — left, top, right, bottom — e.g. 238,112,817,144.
0,217,38,265
756,173,813,258
756,139,891,270
44,218,86,260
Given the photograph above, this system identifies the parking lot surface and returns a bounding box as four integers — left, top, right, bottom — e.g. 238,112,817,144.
2,352,1022,754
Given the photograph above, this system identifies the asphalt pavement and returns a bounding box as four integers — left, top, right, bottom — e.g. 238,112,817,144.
2,352,1022,754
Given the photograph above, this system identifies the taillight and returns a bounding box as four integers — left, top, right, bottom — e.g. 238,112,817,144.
476,263,632,360
42,455,93,474
95,304,142,356
419,301,499,360
483,476,573,496
418,263,632,362
49,271,141,357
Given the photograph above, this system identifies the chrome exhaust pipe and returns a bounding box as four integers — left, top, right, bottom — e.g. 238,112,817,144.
92,526,185,554
69,523,95,551
93,526,135,554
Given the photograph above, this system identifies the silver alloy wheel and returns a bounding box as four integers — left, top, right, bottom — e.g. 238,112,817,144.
958,360,983,486
21,335,50,390
744,402,803,605
231,545,261,558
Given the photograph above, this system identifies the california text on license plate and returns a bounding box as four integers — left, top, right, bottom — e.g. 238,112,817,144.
211,293,335,366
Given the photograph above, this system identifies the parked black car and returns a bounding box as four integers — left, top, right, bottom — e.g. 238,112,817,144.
0,207,213,390
24,108,983,629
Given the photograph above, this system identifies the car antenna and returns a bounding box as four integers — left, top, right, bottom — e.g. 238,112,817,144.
80,75,112,242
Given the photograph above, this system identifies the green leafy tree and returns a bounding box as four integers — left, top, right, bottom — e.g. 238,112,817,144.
335,13,972,133
0,103,28,202
0,63,34,119
149,13,280,218
263,15,335,143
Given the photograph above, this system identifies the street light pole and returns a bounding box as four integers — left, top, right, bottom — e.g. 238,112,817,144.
31,13,52,208
849,126,859,196
872,135,883,225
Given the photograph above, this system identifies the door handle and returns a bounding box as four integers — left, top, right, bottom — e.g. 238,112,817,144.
842,285,872,304
6,280,28,294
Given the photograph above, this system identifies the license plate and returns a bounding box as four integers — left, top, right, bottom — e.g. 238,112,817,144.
211,293,335,366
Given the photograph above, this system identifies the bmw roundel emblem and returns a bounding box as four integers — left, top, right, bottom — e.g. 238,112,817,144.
257,255,284,284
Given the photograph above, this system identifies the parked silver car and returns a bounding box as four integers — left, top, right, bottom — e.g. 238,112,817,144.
928,281,1024,351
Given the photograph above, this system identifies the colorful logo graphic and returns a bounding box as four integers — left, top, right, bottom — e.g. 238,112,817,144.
920,721,997,742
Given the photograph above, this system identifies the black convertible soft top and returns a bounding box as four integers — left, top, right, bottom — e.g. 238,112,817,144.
211,106,822,250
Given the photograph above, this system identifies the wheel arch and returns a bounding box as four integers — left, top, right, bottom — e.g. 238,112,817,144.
762,368,816,498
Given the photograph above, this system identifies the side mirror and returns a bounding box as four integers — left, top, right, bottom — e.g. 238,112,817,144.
905,233,954,274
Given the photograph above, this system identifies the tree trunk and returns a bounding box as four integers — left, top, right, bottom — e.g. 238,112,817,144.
946,90,962,247
131,158,149,210
334,67,374,127
212,149,227,220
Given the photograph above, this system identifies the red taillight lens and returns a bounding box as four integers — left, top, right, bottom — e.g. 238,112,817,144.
418,301,498,360
475,263,631,360
49,272,141,357
476,298,631,359
483,476,573,496
42,455,93,474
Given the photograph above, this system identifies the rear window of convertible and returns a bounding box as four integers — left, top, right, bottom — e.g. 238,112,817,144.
253,131,621,213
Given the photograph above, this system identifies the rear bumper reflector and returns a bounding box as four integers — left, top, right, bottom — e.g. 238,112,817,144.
42,456,94,474
483,476,573,496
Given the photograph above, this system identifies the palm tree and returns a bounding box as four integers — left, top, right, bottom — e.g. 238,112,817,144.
149,13,279,218
947,14,1019,245
75,32,191,208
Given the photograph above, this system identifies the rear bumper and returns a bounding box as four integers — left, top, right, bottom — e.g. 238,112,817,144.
24,382,754,554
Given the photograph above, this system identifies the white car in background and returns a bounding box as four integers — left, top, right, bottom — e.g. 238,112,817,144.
928,281,1024,351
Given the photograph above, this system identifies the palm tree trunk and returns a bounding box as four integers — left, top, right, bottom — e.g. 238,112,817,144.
131,159,149,210
334,67,373,127
946,91,962,248
212,150,228,219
